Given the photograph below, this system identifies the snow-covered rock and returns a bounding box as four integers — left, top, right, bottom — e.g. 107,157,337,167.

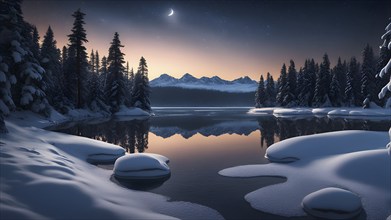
113,154,170,180
302,187,362,219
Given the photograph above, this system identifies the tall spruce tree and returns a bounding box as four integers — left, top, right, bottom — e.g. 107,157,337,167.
313,54,331,107
298,59,317,107
99,56,108,89
61,46,68,70
31,26,40,59
329,69,341,106
333,57,346,98
345,70,355,106
276,63,287,106
360,44,377,107
0,0,49,117
95,50,100,75
377,19,391,108
265,72,276,106
105,32,127,113
376,30,391,107
131,56,151,111
284,60,297,106
255,75,266,107
40,26,66,112
89,49,95,73
66,9,88,108
346,57,361,106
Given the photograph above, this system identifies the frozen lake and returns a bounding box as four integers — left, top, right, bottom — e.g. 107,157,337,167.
50,108,390,220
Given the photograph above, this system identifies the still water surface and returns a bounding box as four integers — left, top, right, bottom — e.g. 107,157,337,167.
51,108,390,220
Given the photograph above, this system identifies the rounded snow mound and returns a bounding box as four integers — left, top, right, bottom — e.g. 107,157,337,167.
113,154,170,180
302,187,362,219
266,130,389,162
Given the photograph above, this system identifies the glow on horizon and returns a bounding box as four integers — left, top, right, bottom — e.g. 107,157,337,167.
22,1,385,82
22,3,284,81
35,25,282,81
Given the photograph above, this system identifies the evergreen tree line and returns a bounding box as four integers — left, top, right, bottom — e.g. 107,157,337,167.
0,0,151,127
255,44,391,108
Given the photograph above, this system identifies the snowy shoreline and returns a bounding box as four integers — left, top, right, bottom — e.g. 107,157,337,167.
220,130,391,220
248,107,391,119
0,109,223,220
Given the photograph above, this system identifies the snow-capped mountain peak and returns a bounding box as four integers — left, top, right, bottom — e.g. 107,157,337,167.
150,73,258,93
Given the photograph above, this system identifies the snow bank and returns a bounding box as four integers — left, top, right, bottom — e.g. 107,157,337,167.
247,107,280,115
219,131,390,220
266,130,389,162
113,154,170,180
302,187,362,219
248,107,391,119
1,121,223,220
114,105,150,116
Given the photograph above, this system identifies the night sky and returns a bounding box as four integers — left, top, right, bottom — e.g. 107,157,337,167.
23,0,391,80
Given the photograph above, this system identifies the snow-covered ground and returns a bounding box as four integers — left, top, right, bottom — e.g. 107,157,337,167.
0,111,223,220
220,130,391,220
249,107,391,119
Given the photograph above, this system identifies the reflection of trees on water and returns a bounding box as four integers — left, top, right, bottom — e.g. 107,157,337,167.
258,116,390,148
60,119,150,153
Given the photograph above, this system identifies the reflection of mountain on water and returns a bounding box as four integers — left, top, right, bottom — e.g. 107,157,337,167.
150,121,260,139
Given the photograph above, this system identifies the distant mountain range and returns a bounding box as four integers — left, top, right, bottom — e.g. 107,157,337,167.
150,73,258,93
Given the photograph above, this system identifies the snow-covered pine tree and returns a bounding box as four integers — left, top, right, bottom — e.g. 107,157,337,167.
361,44,377,108
66,9,89,109
89,49,95,73
276,63,287,106
297,59,317,107
99,56,108,89
313,54,331,107
40,26,66,112
95,50,99,75
333,57,346,98
105,32,127,113
329,68,341,107
129,67,134,92
345,57,361,106
377,19,391,108
87,68,108,112
31,26,40,59
345,70,355,107
296,67,304,101
131,56,151,111
265,72,276,106
255,75,267,107
284,60,297,106
61,46,67,69
0,0,49,117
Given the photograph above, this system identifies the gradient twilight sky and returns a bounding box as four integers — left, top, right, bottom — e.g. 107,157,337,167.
23,0,391,80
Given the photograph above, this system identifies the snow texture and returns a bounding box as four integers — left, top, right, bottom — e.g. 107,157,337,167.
266,130,389,162
219,131,390,220
113,154,170,179
301,187,362,219
1,113,223,220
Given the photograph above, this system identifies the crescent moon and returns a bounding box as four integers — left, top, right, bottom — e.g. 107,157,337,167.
168,9,174,16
